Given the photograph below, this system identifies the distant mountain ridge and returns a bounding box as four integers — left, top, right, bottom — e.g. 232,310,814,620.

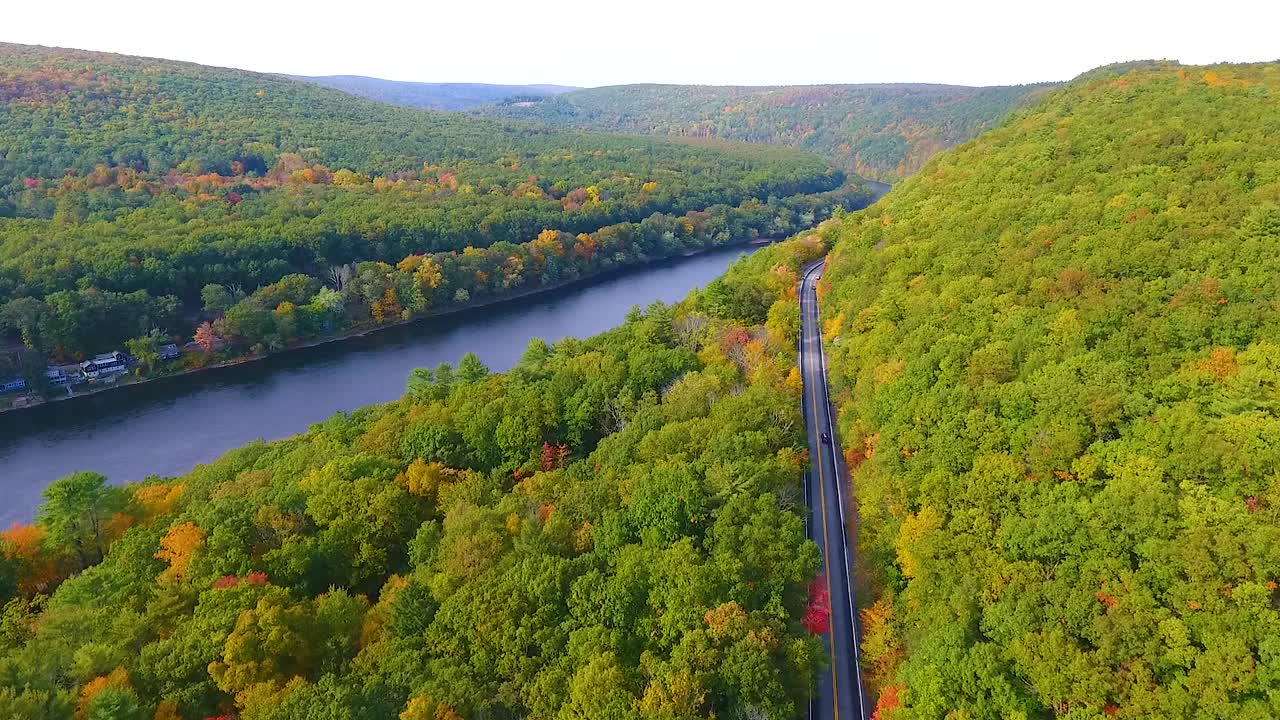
289,75,578,111
472,81,1057,182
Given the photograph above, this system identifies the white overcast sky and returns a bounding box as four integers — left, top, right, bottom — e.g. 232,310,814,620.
5,0,1277,88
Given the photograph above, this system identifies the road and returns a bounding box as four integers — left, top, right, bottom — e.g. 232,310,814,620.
800,259,870,720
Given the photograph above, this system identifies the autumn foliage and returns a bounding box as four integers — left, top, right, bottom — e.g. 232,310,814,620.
155,522,205,581
77,667,131,719
801,576,831,635
1,523,64,596
871,684,903,720
540,442,570,471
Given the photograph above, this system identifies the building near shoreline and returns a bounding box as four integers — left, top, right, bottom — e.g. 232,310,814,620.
80,351,128,380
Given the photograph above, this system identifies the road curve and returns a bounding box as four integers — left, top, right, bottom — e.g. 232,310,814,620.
800,259,870,720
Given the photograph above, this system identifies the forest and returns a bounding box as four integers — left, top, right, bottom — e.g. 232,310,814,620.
473,82,1055,183
818,61,1280,717
289,76,578,112
0,43,854,375
0,228,842,720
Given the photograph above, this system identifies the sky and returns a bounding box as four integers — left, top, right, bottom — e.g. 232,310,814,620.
5,0,1278,88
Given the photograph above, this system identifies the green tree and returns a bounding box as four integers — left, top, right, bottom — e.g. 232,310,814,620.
85,686,145,720
124,329,167,375
456,353,489,384
201,284,235,315
37,472,126,569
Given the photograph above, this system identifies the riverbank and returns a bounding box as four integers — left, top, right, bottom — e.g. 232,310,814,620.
1,244,764,525
1,238,775,417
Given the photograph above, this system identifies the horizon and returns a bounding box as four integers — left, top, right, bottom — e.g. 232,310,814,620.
4,39,1273,93
5,0,1277,88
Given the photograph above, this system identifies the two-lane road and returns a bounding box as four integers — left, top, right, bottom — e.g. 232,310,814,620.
800,259,869,720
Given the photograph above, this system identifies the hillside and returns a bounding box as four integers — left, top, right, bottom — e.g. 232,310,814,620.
289,75,577,111
473,82,1055,183
0,43,857,374
818,62,1280,716
0,231,838,719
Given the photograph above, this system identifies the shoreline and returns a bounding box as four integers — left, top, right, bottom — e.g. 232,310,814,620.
2,239,773,416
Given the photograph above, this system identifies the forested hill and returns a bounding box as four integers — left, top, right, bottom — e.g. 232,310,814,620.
0,43,854,375
819,61,1280,716
289,75,577,111
0,43,829,190
472,82,1056,183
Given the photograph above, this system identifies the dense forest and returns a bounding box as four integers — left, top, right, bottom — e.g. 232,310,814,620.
290,76,577,112
818,61,1280,717
0,228,842,720
473,83,1054,183
0,43,853,374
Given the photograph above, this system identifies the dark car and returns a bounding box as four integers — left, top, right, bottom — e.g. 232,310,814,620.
820,432,831,444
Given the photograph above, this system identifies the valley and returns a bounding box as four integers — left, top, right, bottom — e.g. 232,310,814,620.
1,25,1277,720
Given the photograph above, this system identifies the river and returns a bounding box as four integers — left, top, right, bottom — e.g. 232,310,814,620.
0,245,757,525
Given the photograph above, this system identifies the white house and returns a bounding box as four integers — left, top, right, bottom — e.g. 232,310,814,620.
81,351,128,380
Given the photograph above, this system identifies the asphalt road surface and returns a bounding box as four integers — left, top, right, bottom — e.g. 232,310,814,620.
800,259,870,720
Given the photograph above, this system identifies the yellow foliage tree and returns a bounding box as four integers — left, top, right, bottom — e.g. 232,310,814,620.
786,366,804,394
640,670,706,717
573,232,598,262
155,522,205,581
766,264,799,301
414,257,444,290
823,312,845,344
704,601,748,638
895,506,942,580
401,695,464,720
134,483,187,521
400,459,450,500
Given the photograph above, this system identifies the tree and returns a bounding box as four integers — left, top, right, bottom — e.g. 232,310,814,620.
201,284,235,315
0,297,49,351
84,686,145,720
155,522,205,581
559,654,636,720
124,329,167,374
401,459,450,500
401,695,462,720
1,524,63,596
209,593,315,698
457,352,489,384
193,322,218,354
801,577,830,635
38,471,125,569
0,553,15,603
407,367,435,401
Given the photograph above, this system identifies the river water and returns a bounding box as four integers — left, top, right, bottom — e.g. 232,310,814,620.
0,245,757,525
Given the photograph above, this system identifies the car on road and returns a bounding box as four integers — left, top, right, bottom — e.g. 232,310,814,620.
820,432,831,444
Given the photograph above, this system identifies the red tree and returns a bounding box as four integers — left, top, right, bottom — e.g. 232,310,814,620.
871,684,902,720
802,576,831,634
541,442,571,471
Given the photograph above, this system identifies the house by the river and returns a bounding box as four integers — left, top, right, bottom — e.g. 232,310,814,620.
80,351,129,380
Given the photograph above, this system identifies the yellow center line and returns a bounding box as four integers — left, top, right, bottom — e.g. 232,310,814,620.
806,277,841,720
